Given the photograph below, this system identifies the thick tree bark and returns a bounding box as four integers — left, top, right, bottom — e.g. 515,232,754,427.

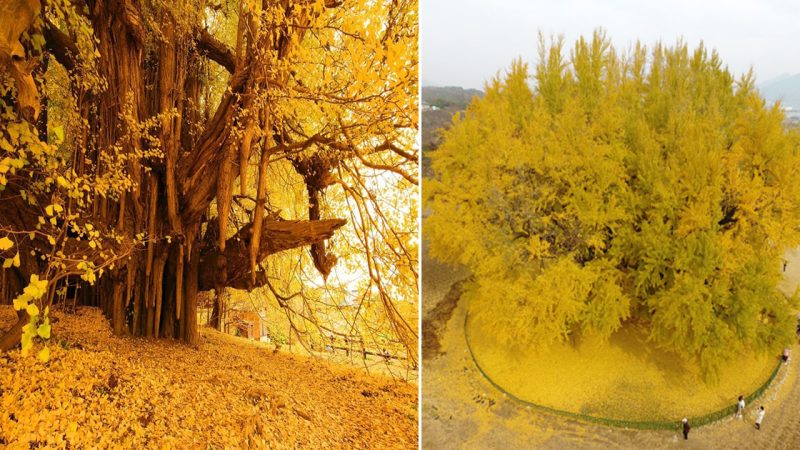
0,0,349,350
182,244,200,344
0,310,28,352
0,0,41,122
292,156,340,279
198,218,347,291
210,289,223,330
112,280,125,336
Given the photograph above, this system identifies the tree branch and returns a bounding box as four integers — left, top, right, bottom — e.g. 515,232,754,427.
43,18,78,72
198,217,347,291
178,66,251,225
196,28,235,73
119,0,145,44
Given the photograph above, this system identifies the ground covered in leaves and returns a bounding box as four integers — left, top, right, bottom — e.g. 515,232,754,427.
0,307,417,449
422,246,800,449
468,316,778,421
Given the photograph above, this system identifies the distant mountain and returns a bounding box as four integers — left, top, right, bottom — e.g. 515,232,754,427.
421,86,484,110
758,74,800,110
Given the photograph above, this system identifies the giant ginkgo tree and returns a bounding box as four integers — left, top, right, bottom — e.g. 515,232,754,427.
426,31,800,377
0,0,418,358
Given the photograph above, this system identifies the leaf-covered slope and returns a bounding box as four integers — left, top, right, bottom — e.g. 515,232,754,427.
0,307,417,449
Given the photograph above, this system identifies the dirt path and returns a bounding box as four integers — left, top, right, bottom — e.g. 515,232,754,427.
422,250,800,449
422,278,469,360
0,307,417,449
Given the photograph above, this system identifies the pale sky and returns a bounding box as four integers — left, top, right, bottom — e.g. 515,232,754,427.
422,0,800,89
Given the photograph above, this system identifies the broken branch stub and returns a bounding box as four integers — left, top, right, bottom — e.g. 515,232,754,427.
0,0,42,122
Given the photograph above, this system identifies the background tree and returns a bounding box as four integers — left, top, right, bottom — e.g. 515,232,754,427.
425,30,800,377
0,0,418,362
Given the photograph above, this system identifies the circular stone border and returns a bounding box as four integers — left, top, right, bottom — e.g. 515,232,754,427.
464,309,783,430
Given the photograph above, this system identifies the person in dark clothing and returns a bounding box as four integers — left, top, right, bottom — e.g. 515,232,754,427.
682,418,690,440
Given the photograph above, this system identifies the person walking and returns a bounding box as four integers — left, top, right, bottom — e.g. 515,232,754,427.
782,348,790,363
682,418,691,440
736,395,745,419
755,406,765,430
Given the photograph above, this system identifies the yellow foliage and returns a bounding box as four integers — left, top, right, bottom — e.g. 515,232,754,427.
37,322,51,339
426,31,800,375
0,307,417,448
469,315,777,421
25,303,39,317
36,346,50,363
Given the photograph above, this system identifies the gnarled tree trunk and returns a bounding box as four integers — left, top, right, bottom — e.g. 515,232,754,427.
1,0,348,346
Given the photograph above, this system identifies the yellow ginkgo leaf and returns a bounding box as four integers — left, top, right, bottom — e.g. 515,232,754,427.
20,334,32,355
0,236,13,251
37,346,50,363
26,303,39,316
37,323,51,339
52,125,64,144
12,296,27,311
12,252,20,267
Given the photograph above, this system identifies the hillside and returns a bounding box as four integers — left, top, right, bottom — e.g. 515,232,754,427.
0,307,417,449
759,74,800,110
421,86,484,110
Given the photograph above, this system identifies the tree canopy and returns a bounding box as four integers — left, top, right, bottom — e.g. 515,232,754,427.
0,0,418,364
425,30,800,377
